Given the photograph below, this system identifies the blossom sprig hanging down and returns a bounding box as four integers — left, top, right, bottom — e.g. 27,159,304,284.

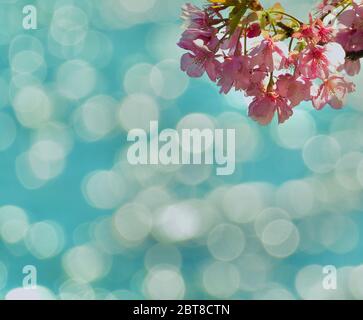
177,0,362,125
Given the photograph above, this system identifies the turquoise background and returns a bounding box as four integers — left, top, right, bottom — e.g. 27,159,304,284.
0,0,363,299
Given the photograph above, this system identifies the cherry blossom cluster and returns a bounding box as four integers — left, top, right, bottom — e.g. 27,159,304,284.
177,0,363,125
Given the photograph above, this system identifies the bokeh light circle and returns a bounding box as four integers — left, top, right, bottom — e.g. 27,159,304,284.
207,224,245,261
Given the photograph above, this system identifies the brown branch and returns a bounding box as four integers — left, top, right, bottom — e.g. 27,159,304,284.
276,22,294,36
346,50,363,61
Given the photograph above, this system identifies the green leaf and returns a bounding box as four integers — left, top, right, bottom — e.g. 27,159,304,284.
228,3,247,35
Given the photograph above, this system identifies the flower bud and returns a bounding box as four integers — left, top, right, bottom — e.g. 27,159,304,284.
248,0,263,11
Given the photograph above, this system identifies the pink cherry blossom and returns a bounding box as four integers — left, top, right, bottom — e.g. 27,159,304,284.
336,5,363,52
246,23,261,38
293,14,333,44
178,0,363,125
312,75,355,110
248,91,293,125
243,67,268,95
181,3,210,29
297,45,329,79
338,8,357,27
281,51,299,69
315,0,340,16
180,39,221,81
249,37,287,72
277,75,312,107
297,42,345,79
341,58,361,76
178,27,217,50
335,28,363,52
293,15,318,42
315,19,333,43
220,27,243,55
217,55,250,94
